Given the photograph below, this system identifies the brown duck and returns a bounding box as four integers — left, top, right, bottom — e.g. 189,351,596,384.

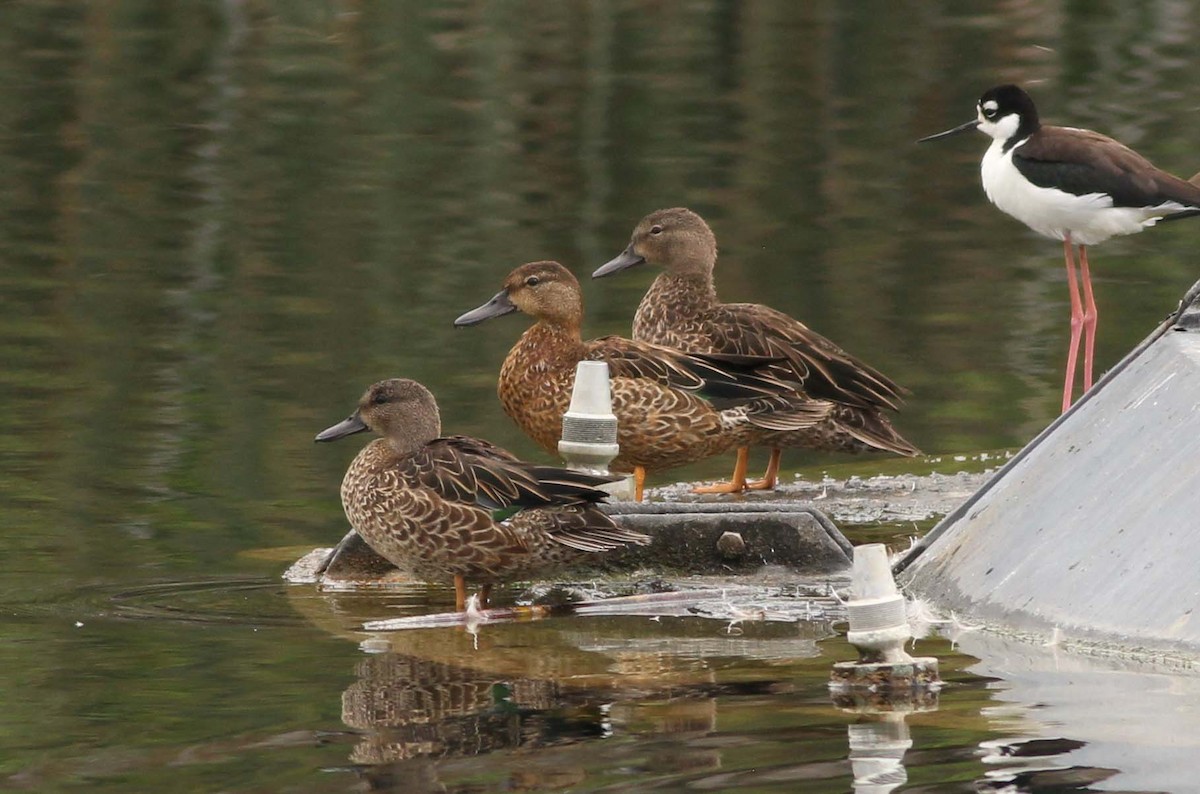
594,208,919,492
454,261,823,501
315,378,648,611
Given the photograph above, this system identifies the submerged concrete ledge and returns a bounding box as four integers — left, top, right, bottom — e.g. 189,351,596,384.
898,280,1200,659
602,501,851,574
286,501,853,588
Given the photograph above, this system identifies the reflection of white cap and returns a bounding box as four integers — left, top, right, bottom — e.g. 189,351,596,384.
849,717,912,794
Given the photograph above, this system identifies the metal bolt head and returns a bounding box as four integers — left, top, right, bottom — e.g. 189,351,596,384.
716,531,746,558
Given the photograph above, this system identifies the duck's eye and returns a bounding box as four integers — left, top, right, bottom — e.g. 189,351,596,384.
524,275,541,287
372,392,388,405
649,225,663,235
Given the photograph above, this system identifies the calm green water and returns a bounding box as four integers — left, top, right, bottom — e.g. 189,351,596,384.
4,1,1200,791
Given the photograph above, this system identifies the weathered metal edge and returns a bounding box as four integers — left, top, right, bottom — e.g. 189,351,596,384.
893,277,1200,577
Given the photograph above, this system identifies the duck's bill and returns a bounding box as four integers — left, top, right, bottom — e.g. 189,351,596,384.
315,413,368,442
917,119,980,143
592,247,645,278
453,290,516,326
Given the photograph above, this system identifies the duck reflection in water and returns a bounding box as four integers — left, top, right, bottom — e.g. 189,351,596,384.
336,649,721,792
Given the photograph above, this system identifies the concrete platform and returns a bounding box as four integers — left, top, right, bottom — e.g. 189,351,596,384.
601,502,851,574
285,501,855,588
897,280,1200,659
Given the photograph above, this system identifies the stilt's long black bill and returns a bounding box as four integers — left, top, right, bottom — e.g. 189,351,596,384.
917,119,980,143
592,247,646,279
453,290,517,326
315,413,368,442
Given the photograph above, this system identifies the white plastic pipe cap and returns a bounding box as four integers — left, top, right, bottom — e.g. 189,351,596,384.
852,544,899,601
560,361,619,450
567,361,614,416
559,362,622,483
846,543,912,663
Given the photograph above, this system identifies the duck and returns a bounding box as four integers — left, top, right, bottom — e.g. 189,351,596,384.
453,261,823,501
315,377,649,611
593,208,919,493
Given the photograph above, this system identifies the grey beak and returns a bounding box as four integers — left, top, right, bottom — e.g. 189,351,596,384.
453,290,517,326
315,413,368,442
592,246,646,279
917,119,980,143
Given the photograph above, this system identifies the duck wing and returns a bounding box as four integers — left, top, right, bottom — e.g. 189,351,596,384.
740,395,835,431
520,505,651,552
586,335,795,404
401,437,646,555
403,436,617,511
707,303,906,411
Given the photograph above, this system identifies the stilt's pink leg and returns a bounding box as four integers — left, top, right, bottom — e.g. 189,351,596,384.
1062,237,1084,413
1079,245,1098,392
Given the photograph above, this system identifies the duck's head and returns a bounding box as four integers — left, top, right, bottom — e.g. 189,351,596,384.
454,261,583,329
593,207,717,279
315,378,441,453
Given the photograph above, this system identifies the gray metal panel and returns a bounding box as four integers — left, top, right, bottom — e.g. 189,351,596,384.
900,323,1200,656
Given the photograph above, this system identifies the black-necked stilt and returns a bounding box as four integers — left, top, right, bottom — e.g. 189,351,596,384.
919,84,1200,412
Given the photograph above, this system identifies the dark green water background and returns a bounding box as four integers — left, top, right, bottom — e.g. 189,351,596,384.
3,1,1200,790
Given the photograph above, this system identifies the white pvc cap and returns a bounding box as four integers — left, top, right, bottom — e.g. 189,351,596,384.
567,361,614,417
852,544,899,601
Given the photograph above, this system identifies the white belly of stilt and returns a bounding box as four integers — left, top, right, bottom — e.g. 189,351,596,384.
980,139,1186,246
